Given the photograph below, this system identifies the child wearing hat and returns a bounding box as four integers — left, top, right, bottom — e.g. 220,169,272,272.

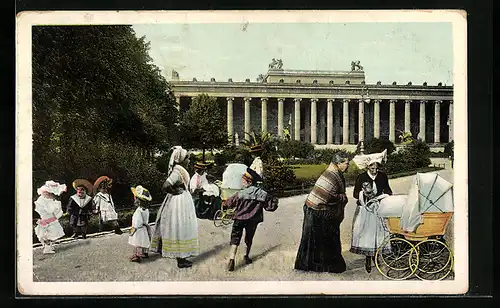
224,168,279,271
129,185,152,263
92,176,122,235
66,179,94,239
34,181,67,254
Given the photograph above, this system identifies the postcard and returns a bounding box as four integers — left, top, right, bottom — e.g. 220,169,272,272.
16,10,468,295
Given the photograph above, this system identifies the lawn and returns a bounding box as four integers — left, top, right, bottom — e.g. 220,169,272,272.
292,163,328,179
293,163,361,179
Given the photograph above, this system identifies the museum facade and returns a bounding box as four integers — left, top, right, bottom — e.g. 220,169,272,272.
170,63,453,150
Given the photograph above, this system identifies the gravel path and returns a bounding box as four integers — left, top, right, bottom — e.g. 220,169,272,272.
33,169,454,282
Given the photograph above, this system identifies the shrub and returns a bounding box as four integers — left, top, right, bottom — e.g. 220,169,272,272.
312,148,355,164
263,159,297,193
277,139,315,159
356,138,396,155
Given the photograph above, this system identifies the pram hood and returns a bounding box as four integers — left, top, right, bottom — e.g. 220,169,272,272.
221,163,248,189
400,172,454,232
220,163,248,200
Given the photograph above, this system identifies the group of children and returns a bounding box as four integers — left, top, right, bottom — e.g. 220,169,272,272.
34,143,280,271
34,175,150,259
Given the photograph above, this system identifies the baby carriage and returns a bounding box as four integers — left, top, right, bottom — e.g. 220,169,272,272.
213,163,248,227
374,172,454,281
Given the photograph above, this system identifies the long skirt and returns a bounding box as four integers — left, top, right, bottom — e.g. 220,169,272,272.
151,191,199,259
350,202,389,257
294,205,346,273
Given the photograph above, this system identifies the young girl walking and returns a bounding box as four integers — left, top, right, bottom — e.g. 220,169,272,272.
129,185,152,263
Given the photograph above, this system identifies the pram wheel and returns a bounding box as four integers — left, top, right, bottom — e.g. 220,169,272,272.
375,237,418,280
214,210,224,227
413,239,454,280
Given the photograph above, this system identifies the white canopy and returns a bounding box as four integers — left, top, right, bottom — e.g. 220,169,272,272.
400,173,454,232
352,149,387,170
222,163,248,189
221,163,248,200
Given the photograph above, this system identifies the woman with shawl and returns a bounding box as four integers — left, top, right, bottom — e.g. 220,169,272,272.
350,150,393,273
294,152,351,273
151,146,199,268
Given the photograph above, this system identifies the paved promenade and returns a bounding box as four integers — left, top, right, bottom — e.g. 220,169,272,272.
33,170,454,282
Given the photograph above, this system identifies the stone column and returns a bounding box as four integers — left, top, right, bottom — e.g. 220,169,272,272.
404,99,411,133
373,99,381,138
358,99,365,144
419,100,426,142
448,101,453,142
327,99,334,144
335,101,341,144
261,98,268,133
310,98,318,144
318,102,326,144
434,100,441,143
277,98,284,137
389,99,396,143
227,97,234,141
294,98,301,141
343,99,349,144
244,97,251,140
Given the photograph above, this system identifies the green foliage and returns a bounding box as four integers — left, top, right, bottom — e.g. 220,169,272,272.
384,139,432,174
312,148,355,164
241,131,281,163
179,94,227,161
214,144,253,167
32,25,177,201
276,139,315,160
262,159,297,193
356,138,396,155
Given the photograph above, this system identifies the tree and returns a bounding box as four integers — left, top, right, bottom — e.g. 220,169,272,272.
179,94,227,161
32,25,179,201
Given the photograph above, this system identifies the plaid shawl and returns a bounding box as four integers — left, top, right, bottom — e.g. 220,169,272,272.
305,163,347,211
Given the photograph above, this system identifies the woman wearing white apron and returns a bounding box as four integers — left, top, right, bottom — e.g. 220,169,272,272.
350,151,393,273
151,146,199,268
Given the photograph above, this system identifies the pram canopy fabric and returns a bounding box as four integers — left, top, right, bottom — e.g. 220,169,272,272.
221,163,248,200
352,149,387,170
399,173,454,232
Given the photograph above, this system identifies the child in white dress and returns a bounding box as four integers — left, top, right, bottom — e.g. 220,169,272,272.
34,181,67,254
129,185,152,263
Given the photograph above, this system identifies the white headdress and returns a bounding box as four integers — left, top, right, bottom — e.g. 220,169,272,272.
168,146,188,176
36,180,67,196
352,149,388,170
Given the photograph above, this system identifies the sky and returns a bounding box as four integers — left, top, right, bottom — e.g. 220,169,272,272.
132,22,453,86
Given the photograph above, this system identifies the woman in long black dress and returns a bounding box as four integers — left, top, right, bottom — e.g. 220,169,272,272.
294,152,351,273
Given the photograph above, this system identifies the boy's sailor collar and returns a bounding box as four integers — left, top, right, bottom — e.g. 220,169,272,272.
71,194,92,208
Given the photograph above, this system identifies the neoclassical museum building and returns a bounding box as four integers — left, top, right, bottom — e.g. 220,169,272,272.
171,61,453,150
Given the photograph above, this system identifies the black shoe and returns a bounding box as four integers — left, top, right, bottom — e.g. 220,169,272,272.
130,255,141,263
143,253,149,259
115,228,123,235
177,258,192,268
227,259,235,271
244,256,253,264
82,234,87,239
